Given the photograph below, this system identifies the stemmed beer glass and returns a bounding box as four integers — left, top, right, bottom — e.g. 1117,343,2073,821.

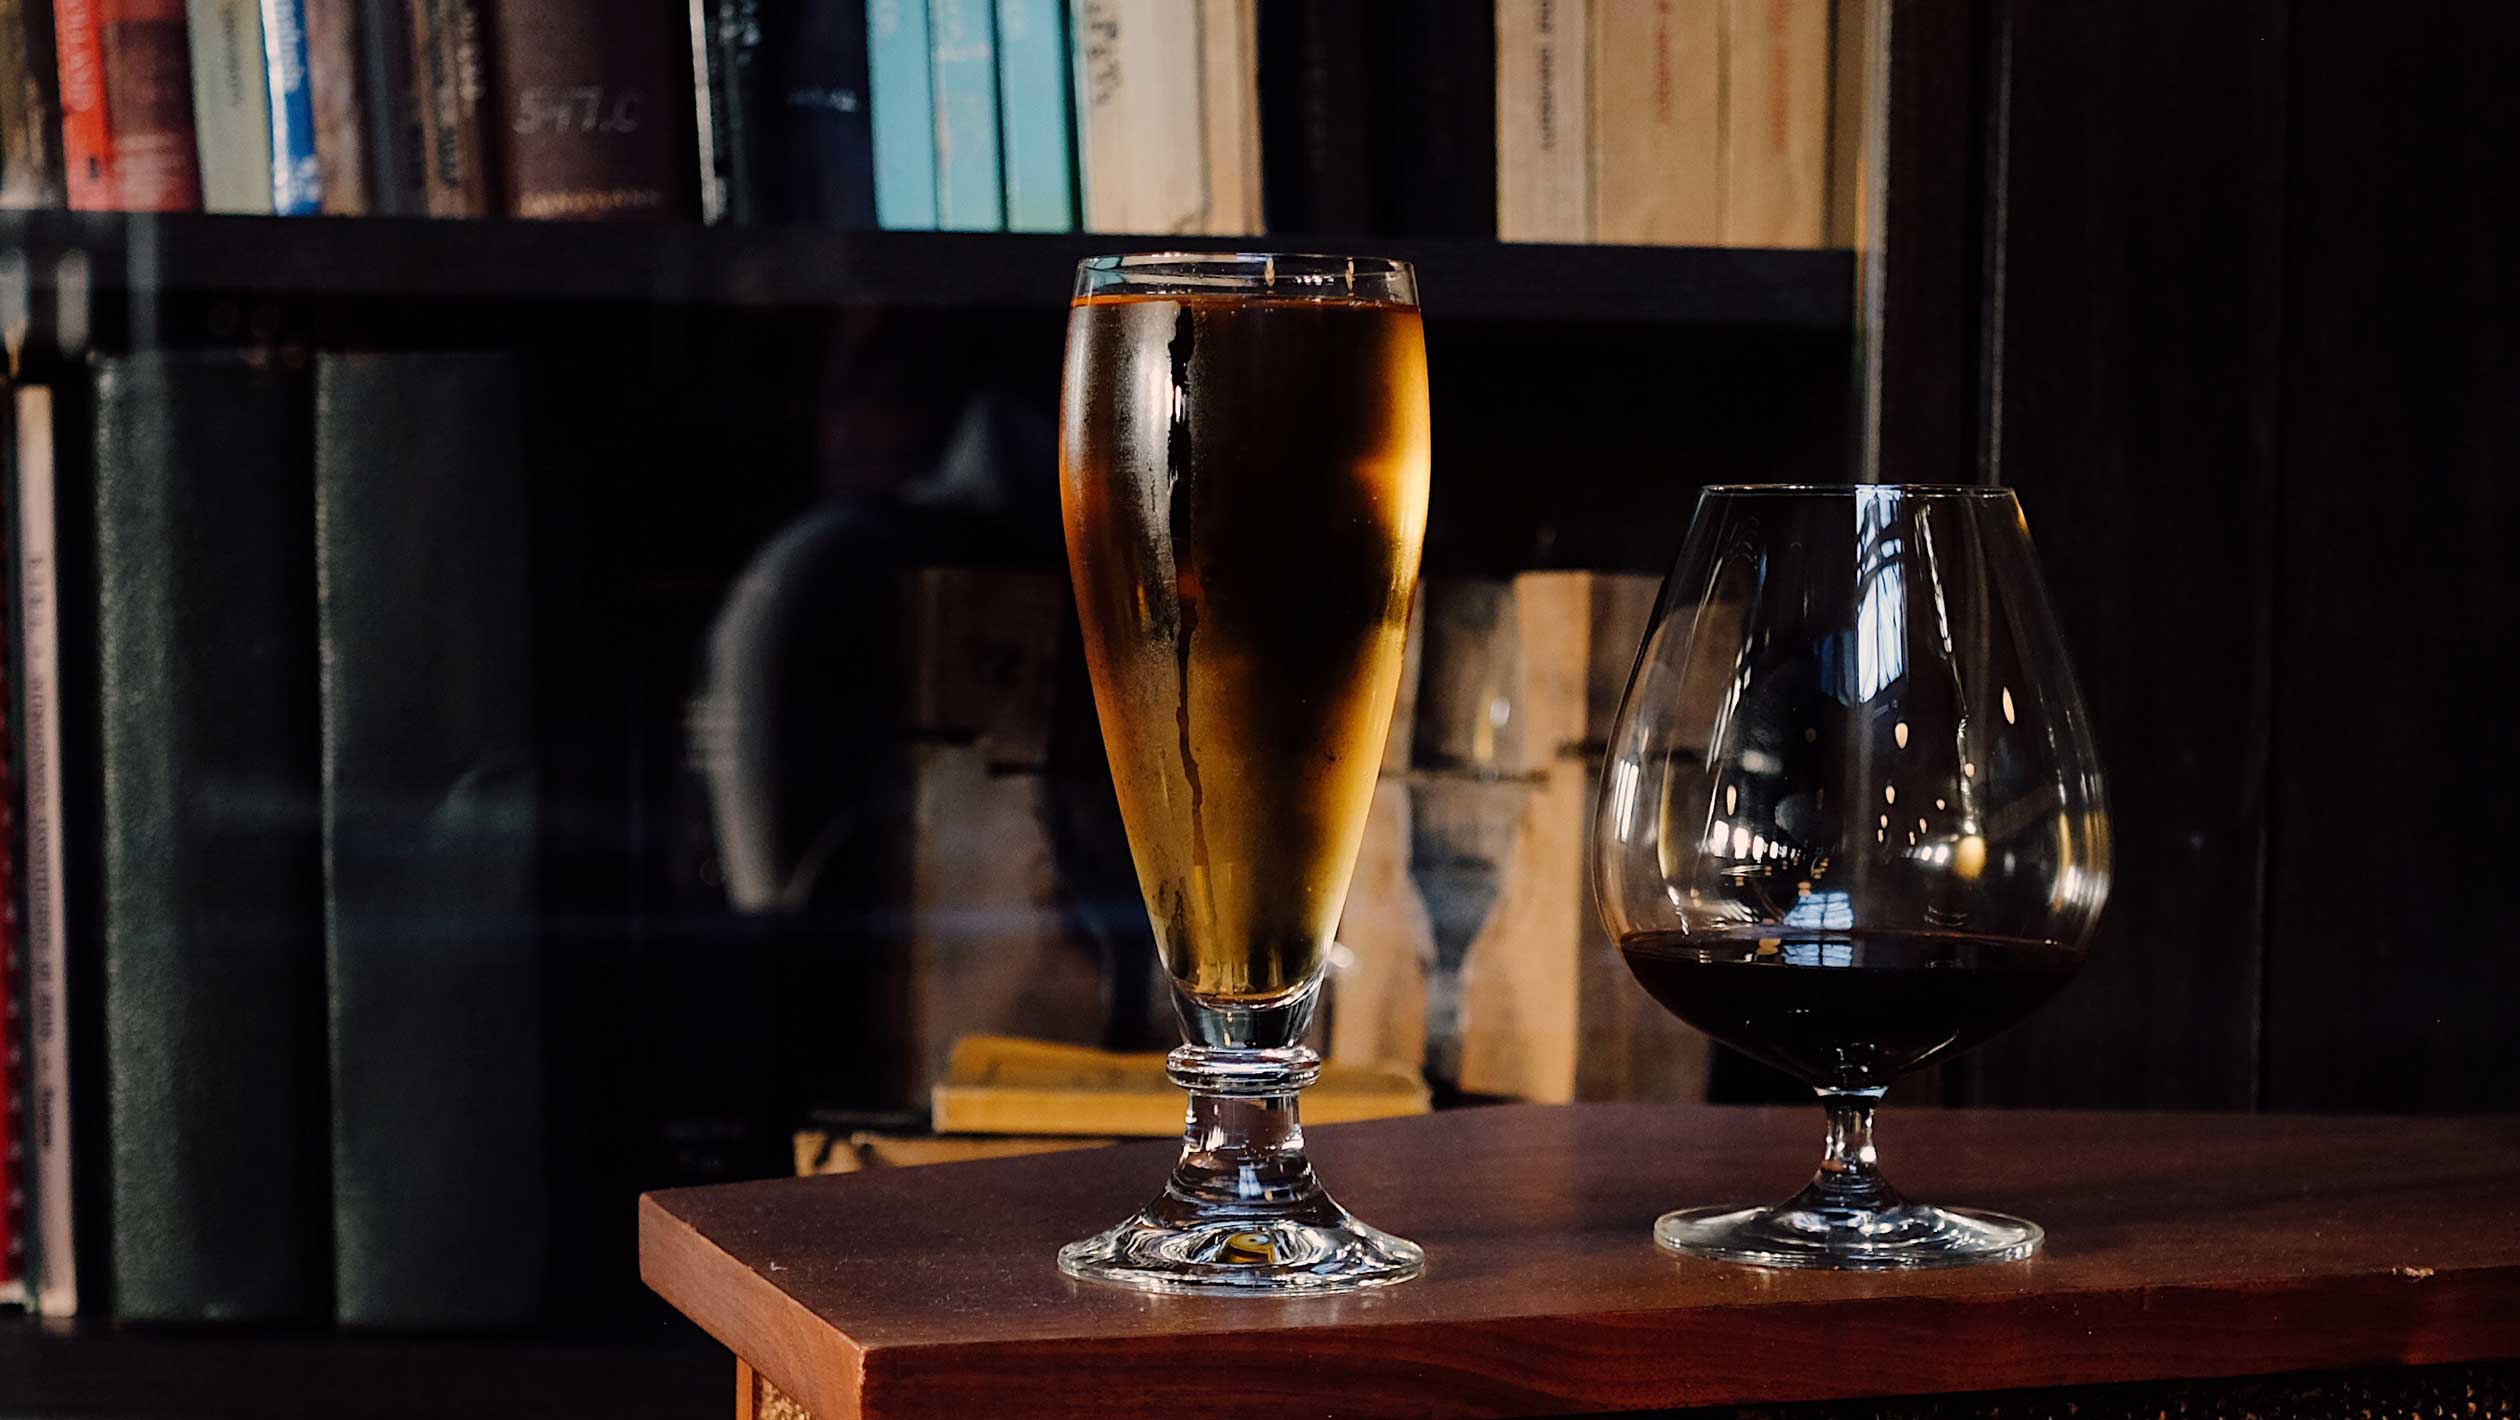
1055,253,1428,1293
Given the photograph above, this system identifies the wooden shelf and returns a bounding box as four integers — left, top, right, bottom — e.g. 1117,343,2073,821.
0,211,1851,327
0,1317,726,1419
643,1102,2520,1420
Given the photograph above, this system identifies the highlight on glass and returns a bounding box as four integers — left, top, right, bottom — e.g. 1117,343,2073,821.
1054,253,1430,1293
1593,484,2110,1269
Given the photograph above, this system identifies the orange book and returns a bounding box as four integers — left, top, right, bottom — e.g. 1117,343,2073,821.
52,0,113,207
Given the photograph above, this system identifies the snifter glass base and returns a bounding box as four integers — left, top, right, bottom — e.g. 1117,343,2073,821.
1056,1044,1424,1296
1653,1201,2042,1270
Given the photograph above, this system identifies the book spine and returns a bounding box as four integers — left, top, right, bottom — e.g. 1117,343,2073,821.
184,0,271,212
1255,0,1369,236
10,384,75,1317
926,0,995,229
489,0,697,221
1720,0,1827,248
300,0,362,209
100,0,202,210
1066,0,1119,231
3,0,69,207
94,353,328,1323
864,0,932,226
258,0,320,210
317,351,553,1329
1112,0,1198,234
992,0,1064,231
1592,0,1720,245
353,0,417,211
1825,0,1868,248
1368,0,1492,238
406,0,488,216
770,0,875,227
1192,0,1250,235
1495,0,1588,242
51,0,112,207
687,0,732,221
1,516,17,1302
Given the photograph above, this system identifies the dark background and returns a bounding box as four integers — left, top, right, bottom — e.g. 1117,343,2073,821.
5,0,2516,1414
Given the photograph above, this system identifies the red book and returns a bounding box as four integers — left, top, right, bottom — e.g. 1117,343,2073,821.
96,0,198,210
51,0,113,208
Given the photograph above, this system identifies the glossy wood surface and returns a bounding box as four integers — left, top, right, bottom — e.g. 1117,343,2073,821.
642,1103,2520,1420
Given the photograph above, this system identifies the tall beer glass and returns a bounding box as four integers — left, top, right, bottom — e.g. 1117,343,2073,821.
1056,253,1428,1293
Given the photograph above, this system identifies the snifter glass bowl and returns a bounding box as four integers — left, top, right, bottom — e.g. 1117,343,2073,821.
1592,485,2110,1269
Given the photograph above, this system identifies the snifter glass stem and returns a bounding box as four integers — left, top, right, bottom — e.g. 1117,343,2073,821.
1057,984,1423,1293
1651,1087,2043,1269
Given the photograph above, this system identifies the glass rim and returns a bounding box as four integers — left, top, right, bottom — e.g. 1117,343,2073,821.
1073,251,1418,305
1698,483,2021,497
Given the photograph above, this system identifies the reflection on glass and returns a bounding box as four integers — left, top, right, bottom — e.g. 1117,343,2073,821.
1593,485,2110,1269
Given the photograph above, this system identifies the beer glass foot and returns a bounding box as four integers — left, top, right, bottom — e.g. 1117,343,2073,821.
1056,1045,1424,1295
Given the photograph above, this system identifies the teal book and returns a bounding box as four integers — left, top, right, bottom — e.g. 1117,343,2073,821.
993,0,1070,231
867,0,937,227
928,0,1000,229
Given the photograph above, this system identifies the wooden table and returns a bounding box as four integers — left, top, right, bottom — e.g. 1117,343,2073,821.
640,1104,2520,1420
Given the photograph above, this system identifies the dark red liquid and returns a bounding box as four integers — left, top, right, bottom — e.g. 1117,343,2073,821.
1617,929,2081,1090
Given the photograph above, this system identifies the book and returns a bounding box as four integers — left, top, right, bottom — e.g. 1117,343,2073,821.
763,0,875,226
90,351,327,1322
490,0,696,221
1195,0,1253,235
1826,0,1870,248
2,0,67,206
316,351,554,1329
1070,0,1200,235
301,0,363,209
258,0,320,210
993,0,1068,231
353,0,418,211
185,0,274,212
687,0,732,219
50,0,110,206
1256,0,1369,236
929,1034,1431,1138
406,0,488,216
1,510,18,1303
10,382,78,1316
1495,0,1588,243
1367,0,1490,238
1720,0,1827,248
99,0,203,209
927,0,997,229
1592,0,1721,245
865,0,931,227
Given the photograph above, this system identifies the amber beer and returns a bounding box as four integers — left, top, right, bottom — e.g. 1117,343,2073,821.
1061,292,1431,1003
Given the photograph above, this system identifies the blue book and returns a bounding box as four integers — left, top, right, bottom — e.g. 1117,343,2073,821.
260,0,324,213
993,0,1072,231
928,0,1002,229
867,0,938,228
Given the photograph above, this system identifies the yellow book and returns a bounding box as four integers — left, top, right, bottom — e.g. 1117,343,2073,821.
1721,0,1830,248
1593,0,1723,245
930,1035,1432,1137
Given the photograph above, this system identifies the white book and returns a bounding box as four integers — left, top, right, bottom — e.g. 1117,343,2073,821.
1197,0,1260,236
186,0,277,214
1496,0,1591,243
1071,0,1205,234
1722,0,1830,248
1592,0,1722,245
15,385,79,1317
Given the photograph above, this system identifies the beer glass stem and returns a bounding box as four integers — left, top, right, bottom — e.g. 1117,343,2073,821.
1164,1047,1323,1211
1793,1087,1902,1215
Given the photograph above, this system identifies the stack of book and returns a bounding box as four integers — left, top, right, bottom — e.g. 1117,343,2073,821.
0,0,1863,246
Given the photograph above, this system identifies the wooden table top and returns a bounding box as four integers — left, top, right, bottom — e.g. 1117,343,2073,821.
640,1103,2520,1420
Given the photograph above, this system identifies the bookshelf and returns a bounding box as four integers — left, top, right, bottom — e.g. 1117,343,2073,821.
0,211,1852,327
